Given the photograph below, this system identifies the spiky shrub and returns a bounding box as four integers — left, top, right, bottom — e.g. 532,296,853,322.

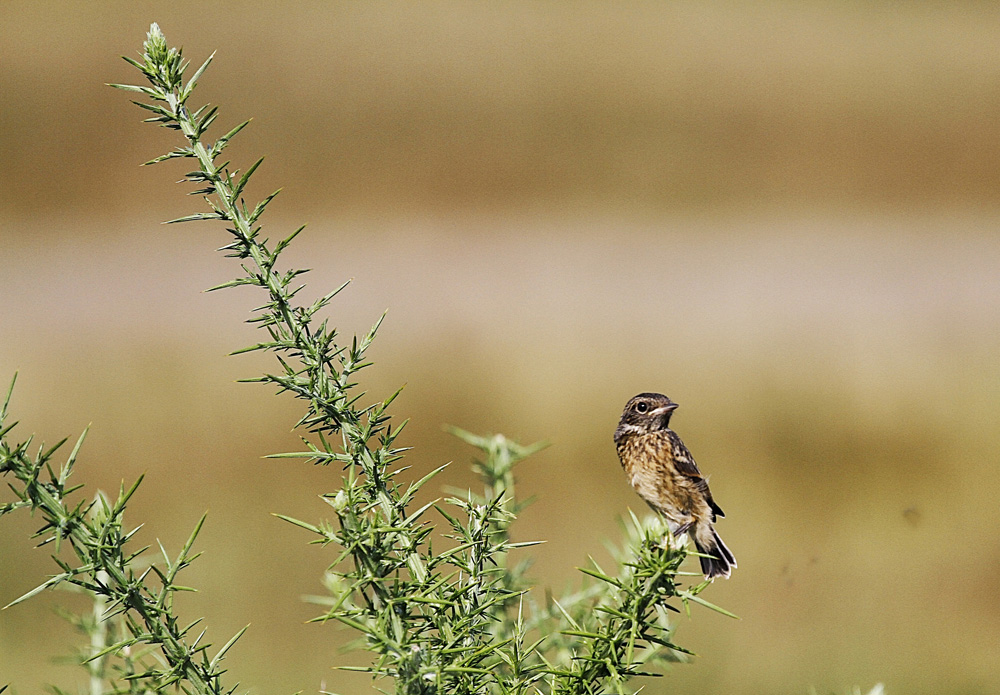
0,24,732,695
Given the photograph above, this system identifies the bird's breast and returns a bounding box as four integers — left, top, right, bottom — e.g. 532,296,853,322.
617,435,666,495
616,432,703,519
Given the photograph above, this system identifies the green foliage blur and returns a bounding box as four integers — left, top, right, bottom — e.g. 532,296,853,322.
2,3,999,695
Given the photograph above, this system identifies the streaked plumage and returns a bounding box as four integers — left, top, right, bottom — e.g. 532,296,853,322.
614,392,736,579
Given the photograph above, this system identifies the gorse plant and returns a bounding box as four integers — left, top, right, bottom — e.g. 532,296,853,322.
0,378,245,694
0,24,732,695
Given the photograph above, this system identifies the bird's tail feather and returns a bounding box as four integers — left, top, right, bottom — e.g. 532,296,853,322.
695,527,736,579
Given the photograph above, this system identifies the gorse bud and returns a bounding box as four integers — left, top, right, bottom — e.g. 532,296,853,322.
144,23,167,61
330,488,348,513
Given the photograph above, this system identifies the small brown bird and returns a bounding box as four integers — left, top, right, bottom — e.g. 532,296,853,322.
614,393,736,579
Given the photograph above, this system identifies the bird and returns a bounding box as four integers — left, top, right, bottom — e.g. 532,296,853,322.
614,392,736,579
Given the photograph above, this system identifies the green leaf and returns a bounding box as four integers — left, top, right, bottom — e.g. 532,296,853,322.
182,50,215,102
247,189,281,223
231,157,264,200
1,372,17,423
678,590,740,619
210,624,249,669
212,118,252,154
3,571,71,609
107,82,154,94
272,224,306,258
577,566,623,588
164,212,224,224
59,426,89,486
272,513,323,535
111,473,144,518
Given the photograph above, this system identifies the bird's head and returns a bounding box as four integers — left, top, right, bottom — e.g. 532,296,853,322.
614,392,678,442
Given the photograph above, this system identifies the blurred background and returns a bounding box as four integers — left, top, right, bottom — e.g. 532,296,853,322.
2,2,999,694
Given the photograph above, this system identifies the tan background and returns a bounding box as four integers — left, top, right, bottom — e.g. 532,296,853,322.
2,3,1000,694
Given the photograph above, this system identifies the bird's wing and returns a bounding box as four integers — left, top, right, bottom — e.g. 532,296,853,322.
664,431,725,519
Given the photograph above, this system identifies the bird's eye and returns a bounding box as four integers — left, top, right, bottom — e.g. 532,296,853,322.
635,402,648,413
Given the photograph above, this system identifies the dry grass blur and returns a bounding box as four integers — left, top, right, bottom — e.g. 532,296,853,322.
2,2,1000,695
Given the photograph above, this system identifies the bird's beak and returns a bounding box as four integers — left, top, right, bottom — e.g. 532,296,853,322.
651,403,678,416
